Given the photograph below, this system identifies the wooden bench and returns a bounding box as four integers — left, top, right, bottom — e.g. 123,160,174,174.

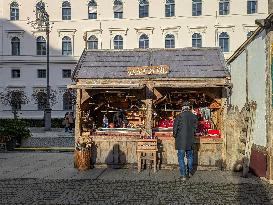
137,139,158,173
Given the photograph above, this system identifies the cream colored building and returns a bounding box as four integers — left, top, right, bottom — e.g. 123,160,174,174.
0,0,269,119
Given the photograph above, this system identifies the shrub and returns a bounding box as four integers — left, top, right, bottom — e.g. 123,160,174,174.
0,119,31,143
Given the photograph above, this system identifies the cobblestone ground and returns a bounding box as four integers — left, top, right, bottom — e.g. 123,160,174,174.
0,152,272,205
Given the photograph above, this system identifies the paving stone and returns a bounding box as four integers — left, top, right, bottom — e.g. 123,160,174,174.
0,152,272,205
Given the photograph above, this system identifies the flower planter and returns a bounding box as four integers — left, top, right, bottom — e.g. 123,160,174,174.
74,149,91,171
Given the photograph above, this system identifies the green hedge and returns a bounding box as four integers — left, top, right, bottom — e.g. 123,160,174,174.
0,119,31,141
0,118,64,128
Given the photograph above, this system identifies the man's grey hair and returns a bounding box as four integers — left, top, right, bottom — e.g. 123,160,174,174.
181,105,190,112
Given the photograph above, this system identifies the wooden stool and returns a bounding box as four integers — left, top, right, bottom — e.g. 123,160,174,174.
137,139,158,173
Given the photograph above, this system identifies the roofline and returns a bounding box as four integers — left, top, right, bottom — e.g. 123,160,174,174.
227,13,273,64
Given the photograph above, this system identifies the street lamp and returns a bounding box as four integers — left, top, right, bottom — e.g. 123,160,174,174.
29,1,51,130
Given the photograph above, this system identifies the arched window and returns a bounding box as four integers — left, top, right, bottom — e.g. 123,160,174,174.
247,0,257,14
87,35,98,49
88,0,97,19
139,34,149,49
192,33,202,48
11,37,20,56
219,32,229,52
36,36,46,55
165,0,175,17
37,91,47,111
219,0,230,15
62,36,72,55
10,2,19,20
113,35,123,49
62,1,71,20
165,34,175,48
114,0,123,19
139,0,149,18
192,0,202,16
63,91,73,110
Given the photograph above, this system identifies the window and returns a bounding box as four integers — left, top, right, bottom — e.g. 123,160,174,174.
36,36,46,55
165,34,175,48
247,31,254,38
62,1,71,20
247,0,257,14
62,36,72,56
139,0,149,18
37,69,46,78
88,0,97,19
114,0,123,19
192,0,202,16
219,32,229,52
219,0,229,15
165,0,175,17
10,2,19,20
11,37,20,56
37,91,47,111
87,35,98,49
62,69,71,78
11,91,22,111
192,33,202,48
113,35,123,49
11,69,20,78
139,34,149,49
63,91,73,110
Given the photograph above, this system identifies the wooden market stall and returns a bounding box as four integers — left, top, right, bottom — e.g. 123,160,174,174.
70,48,231,170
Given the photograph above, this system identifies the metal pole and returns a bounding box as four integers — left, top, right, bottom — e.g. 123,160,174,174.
44,16,51,131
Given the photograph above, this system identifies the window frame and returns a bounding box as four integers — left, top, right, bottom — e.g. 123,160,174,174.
62,36,72,56
219,0,230,15
36,36,46,56
88,0,97,19
165,0,175,17
139,0,149,18
87,35,98,49
62,69,72,78
139,34,149,49
11,37,20,56
192,0,202,16
219,32,230,53
113,35,123,49
63,91,73,110
11,69,20,78
247,0,257,14
10,2,19,20
114,0,123,19
62,1,71,20
165,34,175,48
37,69,46,78
192,33,202,48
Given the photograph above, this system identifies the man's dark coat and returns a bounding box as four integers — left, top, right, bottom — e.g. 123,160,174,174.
173,111,198,150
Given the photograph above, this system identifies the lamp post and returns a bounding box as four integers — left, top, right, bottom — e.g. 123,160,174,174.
29,1,51,130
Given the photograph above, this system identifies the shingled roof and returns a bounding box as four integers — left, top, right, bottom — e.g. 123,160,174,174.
72,48,229,80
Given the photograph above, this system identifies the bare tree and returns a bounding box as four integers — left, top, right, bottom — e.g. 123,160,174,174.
0,89,29,119
31,88,58,111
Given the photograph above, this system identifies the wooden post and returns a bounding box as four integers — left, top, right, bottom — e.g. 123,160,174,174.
145,84,154,136
75,89,82,143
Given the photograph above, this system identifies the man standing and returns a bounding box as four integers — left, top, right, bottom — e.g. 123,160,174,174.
173,101,198,180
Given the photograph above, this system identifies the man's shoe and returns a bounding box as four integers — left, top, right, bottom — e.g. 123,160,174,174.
180,176,187,181
188,172,193,178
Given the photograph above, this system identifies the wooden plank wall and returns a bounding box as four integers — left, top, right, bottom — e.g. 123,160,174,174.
91,137,223,169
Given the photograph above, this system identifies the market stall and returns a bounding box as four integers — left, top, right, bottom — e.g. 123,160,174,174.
70,48,231,169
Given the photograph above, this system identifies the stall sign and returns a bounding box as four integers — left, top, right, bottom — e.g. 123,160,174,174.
127,65,169,76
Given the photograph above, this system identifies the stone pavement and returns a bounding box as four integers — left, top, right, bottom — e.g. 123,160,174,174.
0,152,273,205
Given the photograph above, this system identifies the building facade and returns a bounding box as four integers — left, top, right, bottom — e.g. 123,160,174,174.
0,0,269,119
227,13,273,181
